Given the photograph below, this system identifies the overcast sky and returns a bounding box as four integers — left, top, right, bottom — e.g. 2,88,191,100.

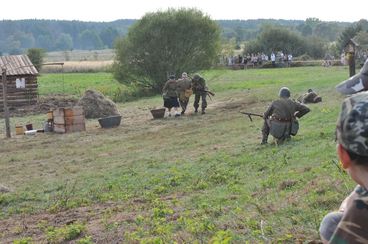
2,0,367,22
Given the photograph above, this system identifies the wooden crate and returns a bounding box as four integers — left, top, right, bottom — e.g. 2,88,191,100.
52,106,86,133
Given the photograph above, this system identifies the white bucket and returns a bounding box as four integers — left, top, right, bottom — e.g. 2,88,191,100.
24,129,37,135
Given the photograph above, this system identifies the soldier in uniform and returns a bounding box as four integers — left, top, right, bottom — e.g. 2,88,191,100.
261,87,310,144
162,75,180,117
336,58,368,95
191,74,207,114
319,91,368,243
297,89,322,104
176,72,192,115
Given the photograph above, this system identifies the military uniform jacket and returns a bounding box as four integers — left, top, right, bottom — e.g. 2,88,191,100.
330,185,368,244
264,98,310,120
162,79,178,98
192,77,206,95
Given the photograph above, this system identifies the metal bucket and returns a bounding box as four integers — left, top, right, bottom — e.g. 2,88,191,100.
98,115,122,128
150,108,166,119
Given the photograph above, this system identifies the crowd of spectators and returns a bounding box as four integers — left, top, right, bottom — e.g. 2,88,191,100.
221,51,293,68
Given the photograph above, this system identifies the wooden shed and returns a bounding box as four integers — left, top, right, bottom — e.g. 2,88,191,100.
0,55,38,111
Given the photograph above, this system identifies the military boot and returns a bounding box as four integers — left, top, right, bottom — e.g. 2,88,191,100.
260,135,268,145
201,109,206,115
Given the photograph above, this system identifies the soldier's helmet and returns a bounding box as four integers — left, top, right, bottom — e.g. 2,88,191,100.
182,72,188,78
308,88,313,93
193,74,201,81
336,91,368,156
279,87,290,98
336,58,368,95
169,75,175,80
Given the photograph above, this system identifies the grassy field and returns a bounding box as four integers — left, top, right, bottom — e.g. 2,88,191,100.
0,66,355,243
37,72,127,101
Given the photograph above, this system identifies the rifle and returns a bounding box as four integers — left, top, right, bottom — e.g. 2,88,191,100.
204,90,215,96
239,111,263,122
187,74,215,97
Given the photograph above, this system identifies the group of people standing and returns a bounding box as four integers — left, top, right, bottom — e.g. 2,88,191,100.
223,51,293,68
162,73,208,117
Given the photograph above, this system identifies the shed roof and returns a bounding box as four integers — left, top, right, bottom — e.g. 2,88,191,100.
0,55,38,76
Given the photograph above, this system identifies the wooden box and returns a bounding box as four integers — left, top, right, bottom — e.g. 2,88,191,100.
53,106,86,133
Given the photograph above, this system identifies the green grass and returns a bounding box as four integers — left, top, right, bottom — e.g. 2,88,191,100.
0,66,355,242
37,72,126,99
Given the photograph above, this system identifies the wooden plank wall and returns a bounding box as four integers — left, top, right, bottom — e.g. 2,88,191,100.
0,75,38,111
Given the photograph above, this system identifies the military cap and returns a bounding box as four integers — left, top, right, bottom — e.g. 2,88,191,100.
336,58,368,95
169,75,175,79
193,74,201,81
336,91,368,156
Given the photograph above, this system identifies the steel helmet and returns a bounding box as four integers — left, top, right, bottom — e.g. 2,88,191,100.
279,87,290,98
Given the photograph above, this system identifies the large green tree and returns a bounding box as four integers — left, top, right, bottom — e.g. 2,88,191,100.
27,48,45,71
113,8,221,92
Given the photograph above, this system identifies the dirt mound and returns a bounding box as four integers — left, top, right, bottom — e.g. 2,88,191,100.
36,95,79,113
0,95,79,118
77,90,120,119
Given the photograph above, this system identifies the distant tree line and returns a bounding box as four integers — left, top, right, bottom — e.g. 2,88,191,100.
0,18,350,55
0,19,135,54
239,18,368,59
0,18,367,60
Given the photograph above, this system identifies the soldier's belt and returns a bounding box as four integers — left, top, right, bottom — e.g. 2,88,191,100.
271,116,291,122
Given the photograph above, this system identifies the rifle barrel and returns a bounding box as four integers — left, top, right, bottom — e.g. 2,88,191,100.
239,112,263,117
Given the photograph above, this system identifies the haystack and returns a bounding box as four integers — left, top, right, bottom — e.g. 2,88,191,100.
77,90,120,119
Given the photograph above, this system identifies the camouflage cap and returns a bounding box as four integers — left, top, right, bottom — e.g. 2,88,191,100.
336,91,368,156
336,58,368,95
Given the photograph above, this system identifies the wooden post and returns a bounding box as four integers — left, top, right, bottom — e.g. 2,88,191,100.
349,52,356,77
2,68,11,138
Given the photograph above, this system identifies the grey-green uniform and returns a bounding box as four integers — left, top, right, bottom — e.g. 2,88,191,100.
176,72,192,115
261,87,310,144
191,74,207,114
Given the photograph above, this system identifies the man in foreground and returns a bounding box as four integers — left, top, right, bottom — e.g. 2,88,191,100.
319,91,368,243
261,87,310,144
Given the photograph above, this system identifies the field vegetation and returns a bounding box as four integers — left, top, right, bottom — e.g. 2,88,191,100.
0,66,354,243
